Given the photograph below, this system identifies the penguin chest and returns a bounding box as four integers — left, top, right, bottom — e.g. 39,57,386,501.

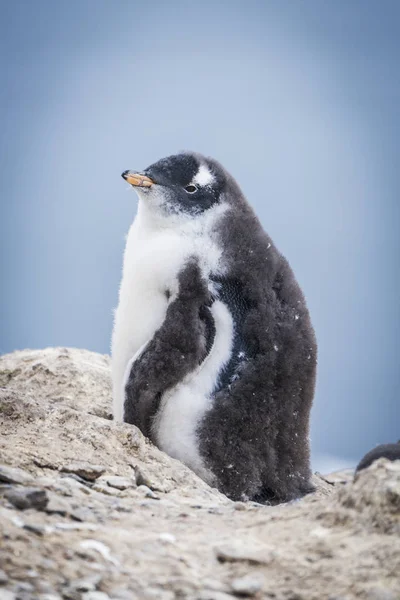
116,225,190,356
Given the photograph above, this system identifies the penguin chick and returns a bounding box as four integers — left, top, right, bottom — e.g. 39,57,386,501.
112,152,317,503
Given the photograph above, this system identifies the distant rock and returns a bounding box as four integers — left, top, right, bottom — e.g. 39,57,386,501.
0,347,399,599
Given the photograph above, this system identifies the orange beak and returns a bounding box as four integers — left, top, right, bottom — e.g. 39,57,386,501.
121,170,153,188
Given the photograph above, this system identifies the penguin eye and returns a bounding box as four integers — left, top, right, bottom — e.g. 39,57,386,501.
184,184,198,194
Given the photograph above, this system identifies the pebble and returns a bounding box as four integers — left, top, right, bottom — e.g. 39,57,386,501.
137,485,159,500
44,494,73,516
82,593,110,600
5,487,48,510
134,467,164,491
215,541,275,565
64,574,102,597
201,580,230,593
102,476,135,491
79,539,119,566
230,574,264,596
158,532,176,544
51,476,91,496
23,522,46,536
92,482,121,496
0,465,34,485
59,473,94,487
55,522,98,531
61,463,106,482
0,568,9,584
70,507,96,523
233,502,248,511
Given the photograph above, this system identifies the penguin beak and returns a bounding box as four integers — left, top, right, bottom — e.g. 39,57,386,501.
121,170,154,188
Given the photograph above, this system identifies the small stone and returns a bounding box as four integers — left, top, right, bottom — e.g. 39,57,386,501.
103,476,135,490
55,522,98,531
319,469,354,485
79,539,119,566
233,502,248,511
61,463,106,482
158,532,176,544
82,593,110,600
202,580,230,593
23,522,46,536
0,568,9,584
137,485,159,499
64,574,102,597
50,475,92,496
134,467,162,491
215,541,275,565
230,574,264,596
0,465,34,485
92,482,121,496
70,507,96,522
44,494,73,516
5,487,48,510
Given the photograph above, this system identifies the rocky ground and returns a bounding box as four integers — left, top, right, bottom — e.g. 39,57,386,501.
0,348,399,600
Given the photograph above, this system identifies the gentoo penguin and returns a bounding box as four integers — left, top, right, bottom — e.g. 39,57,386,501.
112,152,317,503
356,441,400,473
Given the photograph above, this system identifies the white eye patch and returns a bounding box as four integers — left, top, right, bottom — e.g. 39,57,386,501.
193,164,214,187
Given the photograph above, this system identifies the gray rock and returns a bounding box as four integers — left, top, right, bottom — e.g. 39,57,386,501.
23,522,46,536
134,467,155,489
102,476,136,490
44,494,73,516
92,482,121,496
5,487,48,510
0,568,9,584
61,463,106,482
230,574,264,596
63,575,103,599
0,465,34,485
215,541,275,565
137,485,159,500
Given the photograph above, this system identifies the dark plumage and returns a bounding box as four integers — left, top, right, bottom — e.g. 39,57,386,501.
119,152,317,503
356,441,400,473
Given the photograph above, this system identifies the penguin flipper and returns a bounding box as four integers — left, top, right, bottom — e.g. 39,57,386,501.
123,259,212,437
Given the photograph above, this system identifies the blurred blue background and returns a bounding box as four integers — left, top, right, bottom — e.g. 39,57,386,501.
1,1,399,472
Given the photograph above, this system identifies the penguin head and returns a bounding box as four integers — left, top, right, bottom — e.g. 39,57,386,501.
122,152,229,223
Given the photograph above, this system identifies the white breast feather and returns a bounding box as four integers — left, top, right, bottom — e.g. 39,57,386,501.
111,199,228,422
